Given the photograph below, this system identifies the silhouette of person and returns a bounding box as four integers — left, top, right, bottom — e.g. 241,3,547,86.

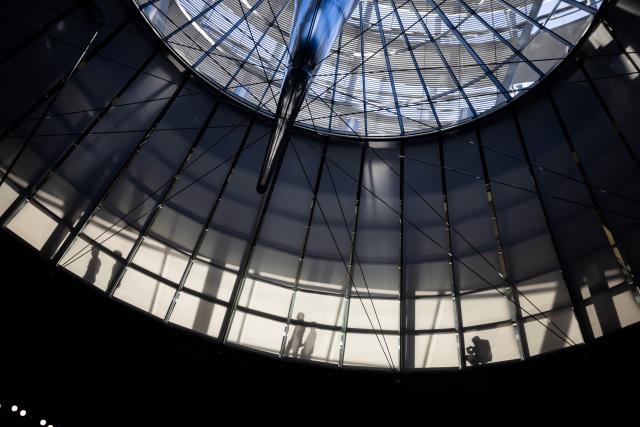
300,322,317,360
465,335,492,366
285,312,306,357
83,247,101,284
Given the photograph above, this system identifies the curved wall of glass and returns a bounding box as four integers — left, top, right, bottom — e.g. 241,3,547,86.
137,0,601,137
1,0,640,371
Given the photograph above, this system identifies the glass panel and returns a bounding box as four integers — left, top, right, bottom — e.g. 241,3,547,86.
113,268,175,318
347,297,399,331
460,289,512,327
291,290,345,327
412,297,455,331
298,142,361,294
227,311,285,354
238,278,292,317
612,290,640,328
6,203,59,250
524,308,583,356
169,292,226,338
183,260,236,302
343,332,400,369
353,141,401,296
130,236,190,284
283,324,341,364
411,333,459,369
63,238,122,292
249,137,320,286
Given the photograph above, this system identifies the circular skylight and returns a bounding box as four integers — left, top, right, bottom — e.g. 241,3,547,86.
137,0,601,137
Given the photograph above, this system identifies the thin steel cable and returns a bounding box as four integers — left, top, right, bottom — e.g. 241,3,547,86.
289,141,397,371
304,140,578,347
60,122,263,268
369,146,580,345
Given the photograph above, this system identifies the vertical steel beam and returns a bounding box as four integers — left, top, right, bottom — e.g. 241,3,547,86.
389,0,441,129
52,72,190,264
474,127,529,360
438,136,466,368
399,141,407,370
219,128,287,342
338,142,367,367
0,50,159,227
547,89,635,286
510,107,594,343
373,0,405,134
423,0,512,101
408,0,477,117
279,140,328,356
163,114,256,321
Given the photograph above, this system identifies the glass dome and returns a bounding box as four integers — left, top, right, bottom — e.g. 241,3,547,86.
138,0,601,137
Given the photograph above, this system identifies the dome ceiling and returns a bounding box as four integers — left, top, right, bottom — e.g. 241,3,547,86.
138,0,601,137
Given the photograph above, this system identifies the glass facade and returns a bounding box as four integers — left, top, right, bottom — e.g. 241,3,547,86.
138,0,601,136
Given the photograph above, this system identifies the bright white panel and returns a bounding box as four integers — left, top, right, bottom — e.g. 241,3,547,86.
114,268,174,318
348,297,399,331
131,236,189,283
292,290,345,327
227,312,284,354
238,278,292,317
183,259,236,301
412,333,459,368
169,292,226,338
343,332,400,369
7,203,58,250
414,297,455,330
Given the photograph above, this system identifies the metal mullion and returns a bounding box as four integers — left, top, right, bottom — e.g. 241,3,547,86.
192,0,267,68
52,72,190,265
338,143,367,367
219,131,287,343
438,135,466,369
399,141,407,370
560,0,598,15
160,0,226,40
256,43,289,109
389,0,441,129
360,2,369,135
373,0,405,134
107,74,209,297
454,0,545,78
139,0,162,9
408,0,477,117
0,50,159,227
424,0,512,102
474,127,529,360
511,107,594,342
328,30,344,131
223,0,292,90
279,141,329,357
163,114,255,321
494,0,573,47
